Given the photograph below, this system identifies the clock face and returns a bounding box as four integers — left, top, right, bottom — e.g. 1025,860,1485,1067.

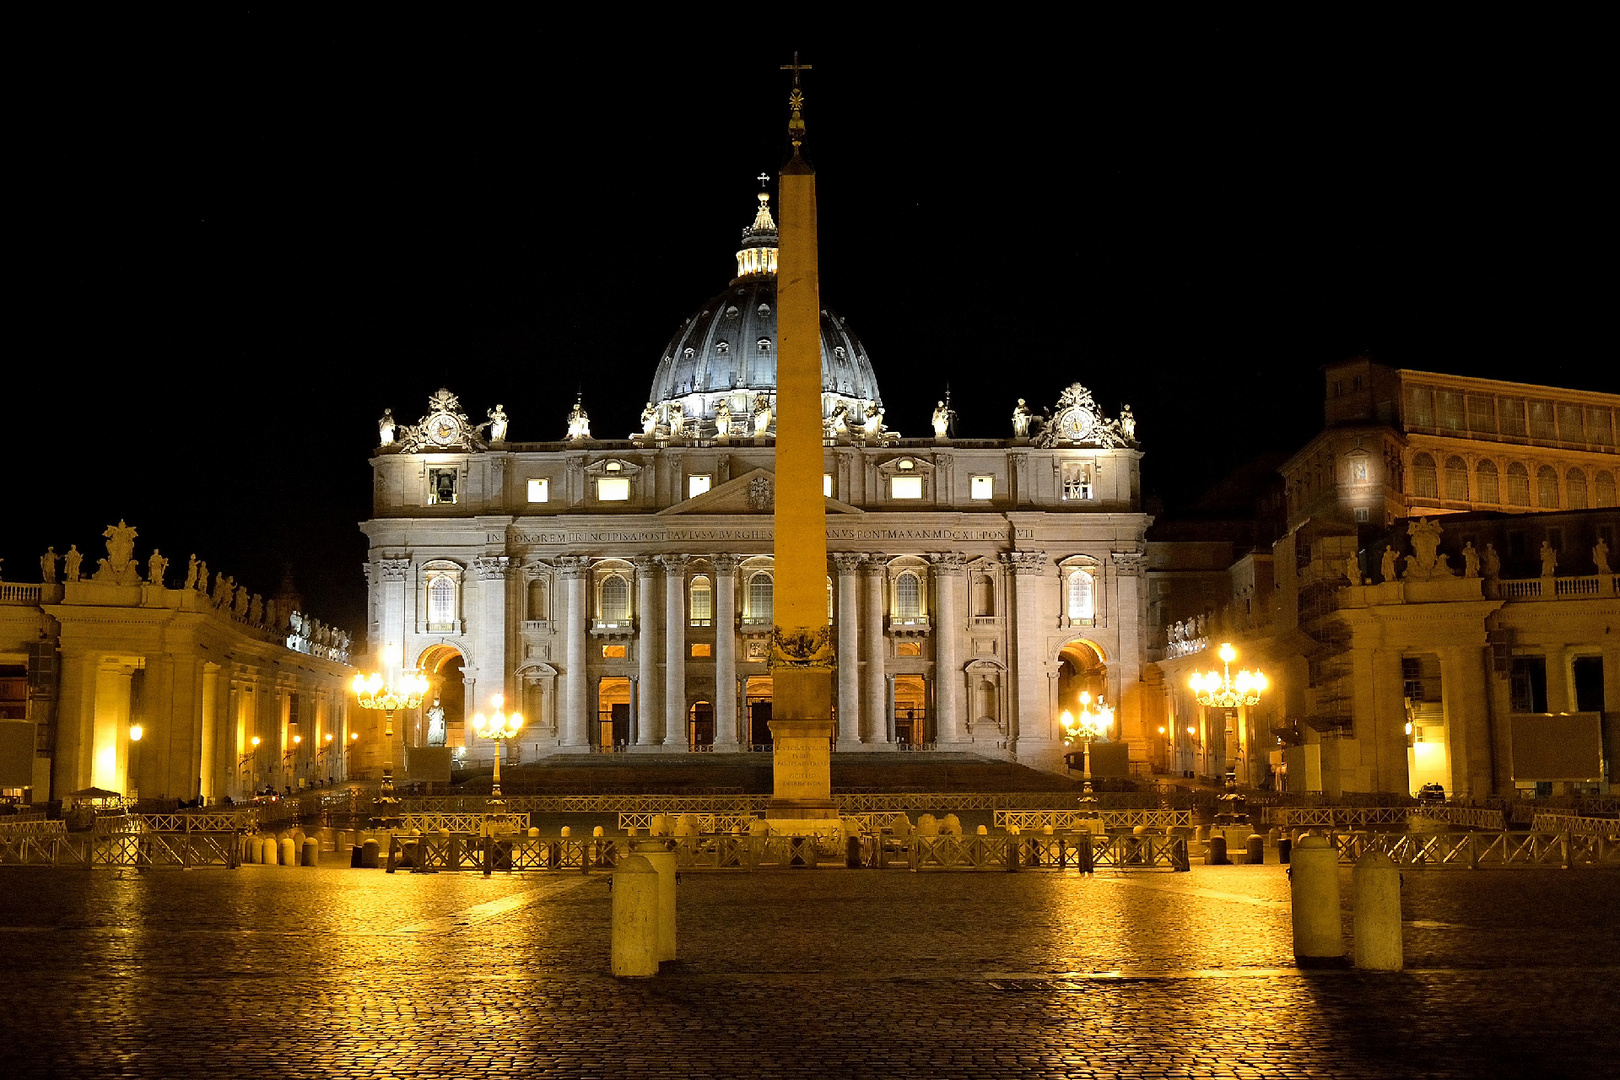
1062,408,1095,438
428,414,459,445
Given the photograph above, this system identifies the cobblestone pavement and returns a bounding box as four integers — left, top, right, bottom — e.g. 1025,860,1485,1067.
1,863,1615,1079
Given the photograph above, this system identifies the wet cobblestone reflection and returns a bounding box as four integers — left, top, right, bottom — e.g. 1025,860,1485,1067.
1,865,1615,1078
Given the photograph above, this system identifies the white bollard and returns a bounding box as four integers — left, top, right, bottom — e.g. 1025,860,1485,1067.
260,836,278,865
611,855,660,978
633,840,677,962
1352,851,1403,971
1289,834,1344,966
278,837,296,866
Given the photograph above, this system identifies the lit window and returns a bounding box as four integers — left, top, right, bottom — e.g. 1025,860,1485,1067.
688,475,712,498
891,476,923,499
1063,464,1094,501
428,577,456,628
747,572,773,622
898,459,914,470
691,643,712,658
970,475,994,500
597,477,630,501
527,478,549,503
600,576,629,622
1067,570,1094,620
428,470,457,505
824,474,833,497
690,576,712,625
895,572,921,619
602,644,627,659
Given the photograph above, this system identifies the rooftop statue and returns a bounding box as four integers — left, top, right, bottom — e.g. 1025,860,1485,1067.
566,398,591,441
752,394,772,437
378,409,396,447
147,550,168,587
64,545,82,582
93,520,141,586
1462,542,1480,579
1539,541,1558,578
486,404,509,443
714,398,733,441
1405,518,1450,579
41,548,58,584
1484,543,1501,579
1011,399,1032,438
184,554,199,589
1120,404,1137,442
1596,538,1612,576
1381,546,1399,583
640,402,659,438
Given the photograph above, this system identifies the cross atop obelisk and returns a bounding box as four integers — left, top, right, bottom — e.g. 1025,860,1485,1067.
766,56,837,828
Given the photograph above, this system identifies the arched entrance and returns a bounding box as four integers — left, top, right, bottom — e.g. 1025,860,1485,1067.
1057,640,1107,719
598,677,630,749
745,676,773,747
418,645,466,748
688,700,714,750
893,675,927,745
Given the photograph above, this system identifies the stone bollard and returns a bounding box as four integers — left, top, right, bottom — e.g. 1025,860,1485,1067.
1246,834,1265,865
976,824,988,836
241,835,256,864
942,814,962,836
611,855,661,978
916,814,939,837
1352,851,1403,971
1207,835,1229,865
594,825,606,838
1277,836,1292,864
1289,834,1345,966
649,814,670,837
278,837,296,866
260,836,278,865
360,838,380,869
675,814,700,837
301,838,320,867
631,840,677,962
560,826,572,838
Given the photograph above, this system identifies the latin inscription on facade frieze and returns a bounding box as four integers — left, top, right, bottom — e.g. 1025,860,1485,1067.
500,525,1011,546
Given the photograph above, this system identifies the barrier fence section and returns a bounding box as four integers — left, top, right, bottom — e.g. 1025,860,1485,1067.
1327,830,1619,869
996,809,1192,832
400,812,531,835
1262,806,1413,828
1532,813,1620,839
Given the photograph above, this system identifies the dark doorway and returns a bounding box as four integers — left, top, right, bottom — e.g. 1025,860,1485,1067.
1573,656,1605,712
689,702,714,749
750,701,773,747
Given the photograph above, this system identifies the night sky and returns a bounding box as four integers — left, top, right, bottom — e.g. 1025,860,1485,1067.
12,13,1611,637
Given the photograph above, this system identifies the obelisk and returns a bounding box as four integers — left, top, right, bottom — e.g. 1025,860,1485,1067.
766,58,837,826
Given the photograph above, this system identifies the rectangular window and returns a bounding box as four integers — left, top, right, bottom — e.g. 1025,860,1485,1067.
691,643,712,658
1556,403,1584,443
1437,390,1466,431
688,475,712,498
1586,407,1614,446
970,475,994,500
1354,507,1370,523
1498,397,1527,437
890,476,923,499
596,477,630,501
1062,463,1094,501
601,645,627,659
527,478,549,503
1528,400,1556,441
1467,394,1496,433
1509,656,1547,713
1405,386,1435,428
823,473,833,497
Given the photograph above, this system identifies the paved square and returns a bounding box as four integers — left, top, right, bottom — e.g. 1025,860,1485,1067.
1,864,1615,1078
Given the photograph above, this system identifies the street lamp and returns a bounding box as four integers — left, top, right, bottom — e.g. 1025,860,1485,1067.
471,694,524,807
351,656,430,828
127,724,143,802
1190,642,1267,816
283,734,302,789
1060,690,1114,802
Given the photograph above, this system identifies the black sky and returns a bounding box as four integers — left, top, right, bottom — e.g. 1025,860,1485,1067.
11,12,1613,636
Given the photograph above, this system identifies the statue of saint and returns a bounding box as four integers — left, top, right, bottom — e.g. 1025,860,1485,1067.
1462,541,1480,579
195,560,208,591
1012,399,1032,438
1380,546,1399,583
752,394,772,436
668,402,685,438
1483,543,1501,578
931,400,950,439
426,699,446,747
41,548,58,583
1595,538,1612,576
234,586,250,618
212,572,229,606
64,546,81,582
147,550,168,587
1539,541,1558,578
486,404,509,442
640,401,659,437
378,409,396,447
566,400,591,440
249,594,264,625
95,520,141,585
1344,554,1360,587
1407,518,1445,578
713,398,731,440
184,554,198,590
1119,404,1137,442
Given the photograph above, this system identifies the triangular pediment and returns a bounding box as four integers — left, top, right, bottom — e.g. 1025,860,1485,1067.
657,467,863,516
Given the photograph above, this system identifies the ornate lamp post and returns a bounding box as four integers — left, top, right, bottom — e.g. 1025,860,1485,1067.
1061,691,1115,811
471,694,523,808
240,735,262,794
282,734,302,790
1189,642,1267,817
351,656,430,828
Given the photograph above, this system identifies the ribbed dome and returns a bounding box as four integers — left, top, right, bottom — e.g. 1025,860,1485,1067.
644,191,882,426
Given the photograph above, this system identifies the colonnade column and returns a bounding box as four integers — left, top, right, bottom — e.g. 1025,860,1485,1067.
1110,551,1147,767
559,556,590,748
833,554,863,749
712,554,741,750
861,555,888,744
661,555,690,748
1439,644,1492,800
1003,551,1050,759
633,556,660,747
929,553,965,745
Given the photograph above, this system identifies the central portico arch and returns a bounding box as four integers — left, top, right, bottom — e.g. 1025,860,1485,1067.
417,643,467,748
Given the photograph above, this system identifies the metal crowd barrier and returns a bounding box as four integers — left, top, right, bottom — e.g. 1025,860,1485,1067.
996,808,1192,832
1326,829,1620,869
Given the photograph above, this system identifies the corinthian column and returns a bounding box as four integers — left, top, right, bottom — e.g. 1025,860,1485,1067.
833,553,864,749
632,556,660,748
661,555,690,748
559,557,590,748
861,555,888,744
712,554,742,750
930,553,967,745
1003,551,1049,760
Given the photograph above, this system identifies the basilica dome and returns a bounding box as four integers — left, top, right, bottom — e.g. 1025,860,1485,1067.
643,192,883,435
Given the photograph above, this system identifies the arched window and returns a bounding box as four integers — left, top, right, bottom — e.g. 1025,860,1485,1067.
689,575,712,626
747,572,773,622
895,572,921,620
428,577,456,628
1506,462,1531,506
972,573,995,618
601,575,629,622
1444,457,1469,501
1567,468,1588,510
1067,570,1095,621
1536,465,1559,508
527,578,547,621
1595,470,1617,508
1475,460,1500,504
1412,453,1438,499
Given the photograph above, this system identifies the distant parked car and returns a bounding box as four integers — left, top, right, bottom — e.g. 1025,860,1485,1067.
1417,782,1446,803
